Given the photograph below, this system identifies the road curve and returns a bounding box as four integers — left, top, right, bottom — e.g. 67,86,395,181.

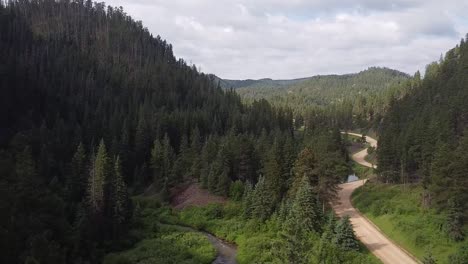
334,133,419,264
343,132,377,168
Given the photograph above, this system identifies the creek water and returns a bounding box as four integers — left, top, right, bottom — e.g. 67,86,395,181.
347,173,359,183
167,224,237,264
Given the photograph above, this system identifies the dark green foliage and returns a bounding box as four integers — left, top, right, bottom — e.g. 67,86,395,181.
0,1,295,263
251,176,275,221
334,215,359,251
179,202,379,264
88,139,109,213
68,143,87,204
449,245,468,264
231,67,410,129
445,198,464,241
229,180,244,201
423,251,437,264
289,176,323,233
378,37,468,235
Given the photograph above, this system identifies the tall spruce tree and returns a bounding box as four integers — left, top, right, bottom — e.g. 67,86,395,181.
111,156,129,232
68,143,87,203
333,215,359,251
88,139,109,213
290,175,322,233
150,138,164,190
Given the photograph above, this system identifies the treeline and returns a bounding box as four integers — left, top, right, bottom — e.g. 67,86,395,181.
0,1,295,263
172,129,369,263
377,36,468,242
231,67,411,129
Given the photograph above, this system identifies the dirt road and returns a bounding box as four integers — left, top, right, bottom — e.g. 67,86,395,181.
334,133,419,264
345,132,377,168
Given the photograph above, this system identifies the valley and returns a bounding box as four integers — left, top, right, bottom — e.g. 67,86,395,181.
1,1,467,264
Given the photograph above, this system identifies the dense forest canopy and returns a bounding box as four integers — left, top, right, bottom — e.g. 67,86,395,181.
377,36,468,242
221,67,411,129
0,0,295,262
0,1,370,263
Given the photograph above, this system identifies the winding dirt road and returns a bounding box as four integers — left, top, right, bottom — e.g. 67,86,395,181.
346,132,378,168
333,133,419,264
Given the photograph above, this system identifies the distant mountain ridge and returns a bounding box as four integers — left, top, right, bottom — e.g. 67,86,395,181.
212,67,409,91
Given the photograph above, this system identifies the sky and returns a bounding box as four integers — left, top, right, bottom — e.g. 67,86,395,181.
105,0,468,79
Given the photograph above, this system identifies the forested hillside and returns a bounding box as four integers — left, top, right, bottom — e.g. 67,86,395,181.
0,1,376,264
0,1,296,263
226,68,410,129
377,36,468,256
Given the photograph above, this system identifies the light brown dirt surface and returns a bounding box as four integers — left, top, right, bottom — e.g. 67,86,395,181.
333,180,419,264
171,182,227,209
335,132,419,264
345,132,378,168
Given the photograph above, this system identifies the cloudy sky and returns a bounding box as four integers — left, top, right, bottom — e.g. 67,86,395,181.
106,0,468,79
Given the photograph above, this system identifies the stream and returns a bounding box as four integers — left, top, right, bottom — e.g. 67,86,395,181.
165,224,237,264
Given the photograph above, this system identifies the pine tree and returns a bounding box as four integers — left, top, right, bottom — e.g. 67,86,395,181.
173,134,191,181
289,148,319,197
251,175,275,221
263,140,282,203
15,146,36,182
215,169,231,196
150,138,164,190
162,134,175,184
242,181,254,219
333,215,359,251
290,176,322,233
422,251,437,264
445,198,464,241
189,127,202,180
112,156,129,228
200,137,218,188
321,211,337,242
68,143,87,203
88,139,109,213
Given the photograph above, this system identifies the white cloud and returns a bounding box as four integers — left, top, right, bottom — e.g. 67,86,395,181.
104,0,468,79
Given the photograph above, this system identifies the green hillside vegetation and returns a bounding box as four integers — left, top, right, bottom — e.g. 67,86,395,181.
104,199,216,264
377,36,468,254
352,183,468,263
177,202,380,264
226,67,411,129
0,1,294,263
0,1,375,263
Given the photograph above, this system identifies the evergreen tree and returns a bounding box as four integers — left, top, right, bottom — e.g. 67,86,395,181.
68,143,87,203
150,138,164,190
189,127,202,180
88,139,109,213
333,215,359,251
162,134,175,184
251,176,275,221
290,176,322,233
422,251,437,264
242,181,254,219
290,147,319,197
445,198,464,241
263,140,282,203
112,156,129,228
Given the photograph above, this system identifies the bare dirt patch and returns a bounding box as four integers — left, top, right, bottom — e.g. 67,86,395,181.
171,182,227,210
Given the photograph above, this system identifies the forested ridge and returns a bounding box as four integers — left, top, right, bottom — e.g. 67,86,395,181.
223,67,411,129
376,36,468,260
0,1,374,263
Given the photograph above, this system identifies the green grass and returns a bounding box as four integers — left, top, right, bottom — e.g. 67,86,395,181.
103,198,216,264
351,161,375,179
352,183,468,263
177,202,381,264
